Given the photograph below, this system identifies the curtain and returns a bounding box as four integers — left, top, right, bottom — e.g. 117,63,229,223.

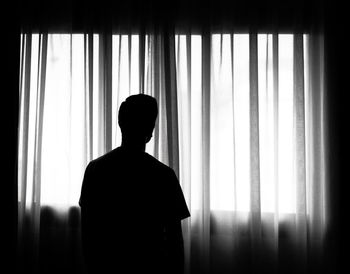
17,31,327,274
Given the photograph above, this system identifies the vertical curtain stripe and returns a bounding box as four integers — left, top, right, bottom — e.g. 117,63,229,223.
146,35,151,95
83,34,88,164
128,35,132,94
219,34,223,68
153,34,161,159
17,33,24,203
293,35,307,250
265,35,270,112
183,33,192,274
230,34,238,212
83,33,94,163
19,34,32,208
150,35,155,97
116,34,122,121
164,31,180,177
104,34,113,152
294,34,307,217
68,34,73,204
186,35,192,188
19,34,25,99
98,34,104,155
159,38,168,165
319,35,326,234
33,33,48,206
139,32,145,93
201,32,211,273
230,33,239,253
98,33,113,154
249,33,261,233
31,32,48,271
88,34,94,161
272,33,279,248
18,35,32,259
308,34,325,249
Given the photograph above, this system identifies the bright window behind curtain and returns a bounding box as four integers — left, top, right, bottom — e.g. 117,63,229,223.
21,33,304,213
41,34,85,206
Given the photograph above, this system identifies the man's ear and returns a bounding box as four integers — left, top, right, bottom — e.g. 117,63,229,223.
145,134,152,144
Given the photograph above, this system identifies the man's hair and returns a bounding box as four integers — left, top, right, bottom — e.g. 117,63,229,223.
118,94,158,138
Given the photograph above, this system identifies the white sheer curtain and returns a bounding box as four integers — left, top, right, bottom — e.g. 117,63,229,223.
175,33,327,273
17,31,327,274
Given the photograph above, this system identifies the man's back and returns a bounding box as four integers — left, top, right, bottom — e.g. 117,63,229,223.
79,147,190,273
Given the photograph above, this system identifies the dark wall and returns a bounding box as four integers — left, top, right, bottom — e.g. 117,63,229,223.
2,4,20,271
324,0,347,272
19,0,324,33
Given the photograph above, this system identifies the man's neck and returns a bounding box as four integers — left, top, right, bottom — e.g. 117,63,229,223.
121,139,146,152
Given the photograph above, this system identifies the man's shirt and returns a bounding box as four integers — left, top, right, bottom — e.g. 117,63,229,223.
79,146,190,273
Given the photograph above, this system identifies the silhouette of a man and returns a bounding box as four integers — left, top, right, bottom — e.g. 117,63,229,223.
79,94,190,274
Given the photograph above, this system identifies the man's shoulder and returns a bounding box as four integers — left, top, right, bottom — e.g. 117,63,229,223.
91,149,118,163
143,153,175,175
85,149,115,168
87,148,175,176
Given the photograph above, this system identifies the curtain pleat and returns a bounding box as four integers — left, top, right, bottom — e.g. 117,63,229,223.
17,34,31,273
230,34,237,211
249,34,262,256
139,32,146,93
200,32,211,274
113,33,122,150
32,32,48,240
83,33,94,164
293,35,308,266
230,34,239,256
183,34,192,274
152,34,161,159
98,33,113,154
272,33,279,248
174,33,193,274
164,31,180,177
128,35,132,94
18,34,31,224
306,33,326,265
158,37,169,166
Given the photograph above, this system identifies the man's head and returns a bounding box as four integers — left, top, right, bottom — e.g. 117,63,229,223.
118,94,158,144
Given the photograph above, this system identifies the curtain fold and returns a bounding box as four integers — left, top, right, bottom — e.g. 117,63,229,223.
249,34,262,264
199,32,212,274
305,32,327,268
163,31,180,177
98,32,113,154
272,33,279,256
17,31,328,274
293,34,308,265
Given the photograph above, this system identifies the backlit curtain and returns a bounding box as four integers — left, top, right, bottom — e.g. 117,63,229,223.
17,31,327,274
